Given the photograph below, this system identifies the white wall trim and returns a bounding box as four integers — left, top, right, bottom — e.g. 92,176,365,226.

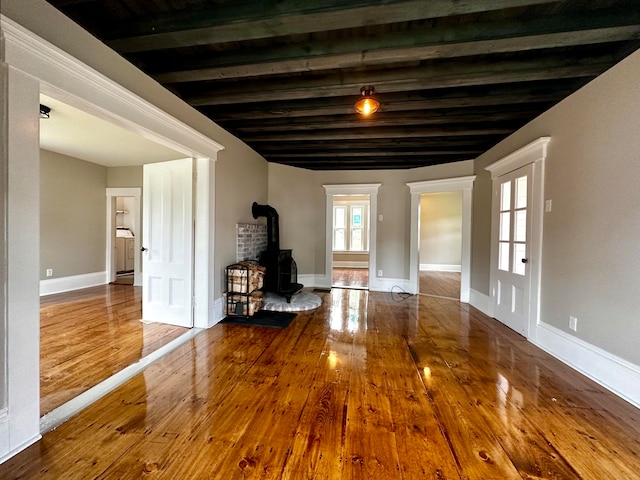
40,271,107,296
0,16,224,159
0,434,41,466
533,322,640,409
369,277,413,294
469,289,491,317
211,297,224,328
299,274,328,290
407,176,475,301
323,184,381,296
485,137,551,178
420,264,461,272
333,261,369,268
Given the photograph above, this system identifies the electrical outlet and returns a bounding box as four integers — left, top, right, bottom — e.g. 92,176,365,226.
378,269,383,277
545,199,553,212
46,268,53,277
569,316,577,331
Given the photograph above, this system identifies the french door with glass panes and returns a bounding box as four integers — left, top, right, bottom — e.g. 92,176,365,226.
492,163,533,336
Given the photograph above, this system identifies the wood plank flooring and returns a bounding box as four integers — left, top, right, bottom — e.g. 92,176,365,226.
332,267,369,288
420,270,461,299
4,289,638,478
40,284,189,414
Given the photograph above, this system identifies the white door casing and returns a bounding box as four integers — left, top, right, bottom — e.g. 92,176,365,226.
407,176,475,300
486,137,550,339
142,159,194,328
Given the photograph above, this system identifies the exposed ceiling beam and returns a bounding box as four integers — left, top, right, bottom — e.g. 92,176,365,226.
155,25,640,83
226,110,538,132
107,0,561,53
186,56,610,106
243,125,514,142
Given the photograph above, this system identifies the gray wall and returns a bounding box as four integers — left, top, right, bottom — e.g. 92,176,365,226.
419,191,462,267
268,161,474,279
107,166,143,188
40,149,107,279
471,49,640,365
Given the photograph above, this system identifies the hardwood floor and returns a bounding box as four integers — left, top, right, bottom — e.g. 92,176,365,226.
40,284,189,414
4,289,639,478
332,267,369,288
420,270,461,299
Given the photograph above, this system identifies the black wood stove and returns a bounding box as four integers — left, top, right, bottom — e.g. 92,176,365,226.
252,202,303,302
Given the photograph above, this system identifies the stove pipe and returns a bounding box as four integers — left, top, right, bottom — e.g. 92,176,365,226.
252,202,280,252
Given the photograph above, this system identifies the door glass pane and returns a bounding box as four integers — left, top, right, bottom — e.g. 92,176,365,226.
513,243,526,275
499,242,510,271
515,176,527,209
500,212,510,241
514,210,527,242
500,181,511,211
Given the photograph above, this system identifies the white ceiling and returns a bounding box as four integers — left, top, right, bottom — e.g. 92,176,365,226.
39,94,186,167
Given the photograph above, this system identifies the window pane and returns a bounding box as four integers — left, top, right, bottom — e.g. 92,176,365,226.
351,228,363,251
514,210,527,242
352,206,362,227
500,212,510,241
515,176,527,209
334,228,345,250
513,243,526,275
334,206,346,228
498,242,510,271
500,181,511,211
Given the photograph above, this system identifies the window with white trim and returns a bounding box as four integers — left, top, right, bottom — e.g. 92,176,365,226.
333,202,369,252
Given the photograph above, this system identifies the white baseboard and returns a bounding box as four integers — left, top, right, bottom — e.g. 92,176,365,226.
420,263,461,272
333,261,369,268
469,288,491,316
369,277,412,294
40,271,107,296
532,322,640,409
299,274,332,290
0,434,41,465
211,297,224,327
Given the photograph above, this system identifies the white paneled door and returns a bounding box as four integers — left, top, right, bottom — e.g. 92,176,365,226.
142,159,194,328
492,163,533,336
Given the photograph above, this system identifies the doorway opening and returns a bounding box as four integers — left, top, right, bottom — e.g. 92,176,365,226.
418,191,463,300
323,184,381,291
331,195,370,290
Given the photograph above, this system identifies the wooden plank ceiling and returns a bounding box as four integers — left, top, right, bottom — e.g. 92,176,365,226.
45,0,640,170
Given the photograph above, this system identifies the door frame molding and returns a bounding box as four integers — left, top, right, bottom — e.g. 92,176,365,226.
323,184,381,289
407,176,475,301
486,137,550,339
106,188,141,286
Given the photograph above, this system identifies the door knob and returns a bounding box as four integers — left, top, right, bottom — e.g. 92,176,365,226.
141,247,148,252
521,258,528,263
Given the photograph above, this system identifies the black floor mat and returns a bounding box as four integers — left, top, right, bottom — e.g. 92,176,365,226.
220,310,297,329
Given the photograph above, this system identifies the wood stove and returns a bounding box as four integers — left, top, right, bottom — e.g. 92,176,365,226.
252,202,303,302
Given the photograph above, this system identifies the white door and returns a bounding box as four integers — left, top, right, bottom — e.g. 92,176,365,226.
142,158,194,327
491,164,533,336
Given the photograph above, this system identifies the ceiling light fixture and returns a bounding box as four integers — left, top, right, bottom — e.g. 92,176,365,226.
39,104,51,119
354,86,380,116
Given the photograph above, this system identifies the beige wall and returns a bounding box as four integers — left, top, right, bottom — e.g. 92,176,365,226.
107,166,143,188
40,149,107,279
268,161,474,279
471,49,640,365
419,191,462,267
